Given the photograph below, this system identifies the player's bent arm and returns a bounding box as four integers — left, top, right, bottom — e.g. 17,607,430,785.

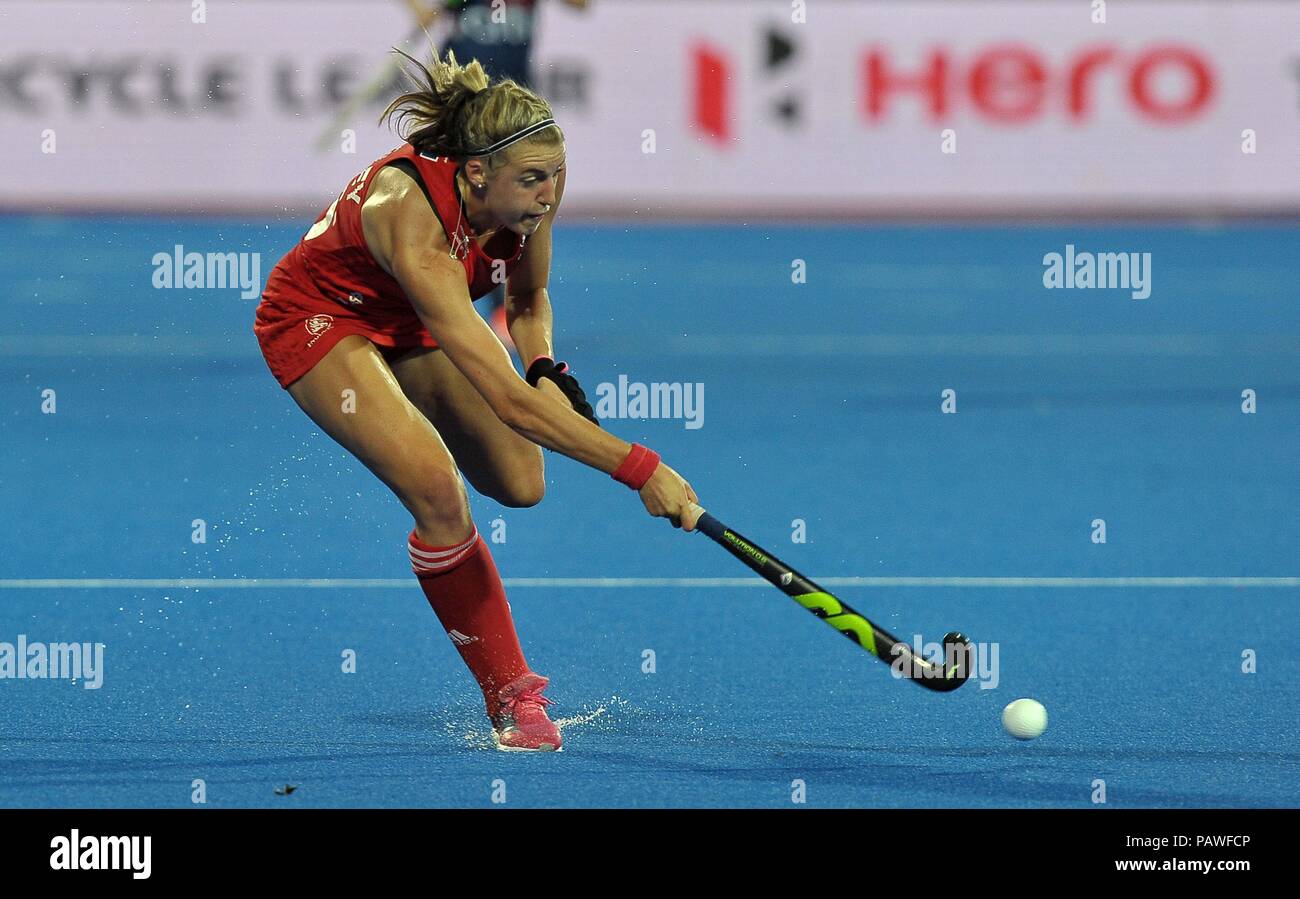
361,169,701,528
504,167,562,363
411,273,700,528
409,260,626,473
504,287,554,367
363,178,625,473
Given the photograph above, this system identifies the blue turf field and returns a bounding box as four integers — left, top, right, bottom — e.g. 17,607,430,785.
1,216,1297,807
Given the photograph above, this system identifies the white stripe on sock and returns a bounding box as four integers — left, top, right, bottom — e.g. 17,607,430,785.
410,545,477,574
409,531,479,574
408,530,478,561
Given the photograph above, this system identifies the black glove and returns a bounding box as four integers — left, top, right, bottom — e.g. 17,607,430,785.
525,356,600,427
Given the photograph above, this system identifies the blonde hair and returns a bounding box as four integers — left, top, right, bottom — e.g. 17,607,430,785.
380,48,563,171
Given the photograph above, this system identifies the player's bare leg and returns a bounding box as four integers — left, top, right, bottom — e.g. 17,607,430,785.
287,335,560,750
386,345,544,508
287,336,471,543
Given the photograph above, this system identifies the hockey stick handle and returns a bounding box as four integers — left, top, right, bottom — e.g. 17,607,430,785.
314,5,443,152
688,504,970,692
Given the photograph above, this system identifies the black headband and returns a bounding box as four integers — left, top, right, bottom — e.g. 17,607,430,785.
466,118,559,158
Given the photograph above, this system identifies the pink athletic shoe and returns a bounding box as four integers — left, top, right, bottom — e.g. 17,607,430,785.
492,672,561,752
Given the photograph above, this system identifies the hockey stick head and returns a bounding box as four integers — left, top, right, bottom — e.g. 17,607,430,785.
929,632,973,692
895,631,973,692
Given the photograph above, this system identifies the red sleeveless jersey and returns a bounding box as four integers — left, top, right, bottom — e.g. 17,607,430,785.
254,144,527,388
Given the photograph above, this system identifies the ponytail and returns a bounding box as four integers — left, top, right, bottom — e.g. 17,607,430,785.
380,48,562,170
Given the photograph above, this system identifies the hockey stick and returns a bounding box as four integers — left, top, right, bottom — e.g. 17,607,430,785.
313,1,448,153
690,505,972,692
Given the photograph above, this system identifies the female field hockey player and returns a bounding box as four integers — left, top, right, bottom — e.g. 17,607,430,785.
413,0,592,349
253,50,700,752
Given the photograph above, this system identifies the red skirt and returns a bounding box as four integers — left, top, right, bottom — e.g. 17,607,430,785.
253,260,437,389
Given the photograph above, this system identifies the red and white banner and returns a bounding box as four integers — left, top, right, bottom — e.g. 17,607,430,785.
1,0,1296,215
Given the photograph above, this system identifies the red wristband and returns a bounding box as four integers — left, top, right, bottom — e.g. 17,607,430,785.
611,444,661,490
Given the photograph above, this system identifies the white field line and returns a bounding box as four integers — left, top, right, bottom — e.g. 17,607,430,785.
0,576,1296,590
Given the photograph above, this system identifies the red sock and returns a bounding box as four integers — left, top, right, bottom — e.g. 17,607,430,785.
408,526,530,720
